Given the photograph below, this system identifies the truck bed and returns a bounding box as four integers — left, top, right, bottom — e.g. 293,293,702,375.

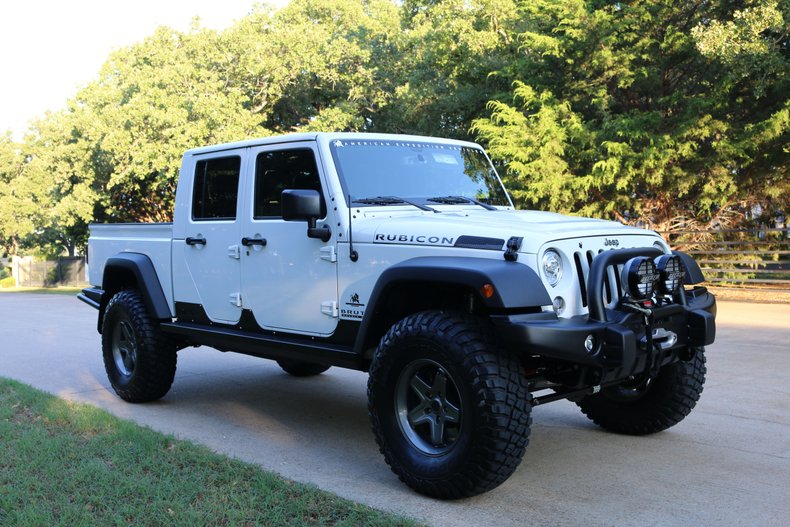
87,223,174,312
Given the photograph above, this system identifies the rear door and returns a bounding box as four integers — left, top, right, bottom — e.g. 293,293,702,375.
175,153,246,324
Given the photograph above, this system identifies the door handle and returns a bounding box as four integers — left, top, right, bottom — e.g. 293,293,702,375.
241,237,267,247
186,237,207,246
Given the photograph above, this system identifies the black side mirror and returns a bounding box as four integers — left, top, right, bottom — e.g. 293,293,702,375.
281,189,331,242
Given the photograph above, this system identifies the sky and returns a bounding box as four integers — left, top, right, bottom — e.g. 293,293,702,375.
1,0,288,141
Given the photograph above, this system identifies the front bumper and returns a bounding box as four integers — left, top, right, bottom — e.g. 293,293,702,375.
494,287,715,384
494,261,716,386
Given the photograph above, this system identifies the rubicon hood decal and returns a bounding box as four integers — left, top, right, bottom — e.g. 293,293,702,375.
374,233,456,246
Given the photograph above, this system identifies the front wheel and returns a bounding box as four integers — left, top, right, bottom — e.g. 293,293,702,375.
576,347,706,435
368,311,532,499
101,290,177,403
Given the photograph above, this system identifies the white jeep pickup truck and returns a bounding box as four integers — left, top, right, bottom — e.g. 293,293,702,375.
80,132,716,498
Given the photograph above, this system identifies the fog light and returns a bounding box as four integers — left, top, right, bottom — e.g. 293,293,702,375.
552,296,565,314
621,257,660,299
584,334,597,353
654,255,686,294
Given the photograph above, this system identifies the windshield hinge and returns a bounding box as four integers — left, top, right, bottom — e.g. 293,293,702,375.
320,245,337,263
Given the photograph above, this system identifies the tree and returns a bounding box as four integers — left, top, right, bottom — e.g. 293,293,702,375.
4,0,786,256
384,0,524,139
0,134,34,255
24,24,264,231
222,0,401,133
691,0,789,226
473,0,789,230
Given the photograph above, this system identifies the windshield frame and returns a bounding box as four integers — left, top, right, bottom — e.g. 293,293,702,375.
327,138,513,209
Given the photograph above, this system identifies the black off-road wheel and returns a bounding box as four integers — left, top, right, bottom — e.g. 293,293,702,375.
101,290,177,403
276,360,331,377
368,311,532,499
576,348,706,435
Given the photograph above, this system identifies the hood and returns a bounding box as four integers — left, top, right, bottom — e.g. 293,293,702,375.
350,207,659,253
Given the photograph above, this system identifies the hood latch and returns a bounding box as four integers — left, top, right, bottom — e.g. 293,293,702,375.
504,236,523,262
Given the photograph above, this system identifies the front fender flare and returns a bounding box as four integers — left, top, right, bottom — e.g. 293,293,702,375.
354,256,550,354
672,250,705,284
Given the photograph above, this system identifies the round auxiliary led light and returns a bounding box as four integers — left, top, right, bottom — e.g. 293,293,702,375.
654,254,686,294
584,334,597,354
542,249,563,287
621,257,660,299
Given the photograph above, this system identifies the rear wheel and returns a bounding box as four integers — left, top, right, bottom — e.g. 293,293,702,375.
102,290,177,402
576,348,706,435
276,360,330,377
368,310,532,499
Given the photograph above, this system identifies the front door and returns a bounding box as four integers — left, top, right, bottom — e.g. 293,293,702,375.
240,143,338,336
176,153,245,324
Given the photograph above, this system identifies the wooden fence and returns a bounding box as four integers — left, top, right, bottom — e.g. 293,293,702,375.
659,228,789,288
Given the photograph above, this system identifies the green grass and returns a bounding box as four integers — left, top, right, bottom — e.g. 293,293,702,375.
0,378,418,527
0,286,83,295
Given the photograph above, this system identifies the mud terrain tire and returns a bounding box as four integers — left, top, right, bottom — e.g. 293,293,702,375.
368,310,532,499
102,290,177,403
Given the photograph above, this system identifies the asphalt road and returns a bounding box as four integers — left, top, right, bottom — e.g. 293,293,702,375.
1,294,788,526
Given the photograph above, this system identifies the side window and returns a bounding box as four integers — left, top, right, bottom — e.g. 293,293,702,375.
192,156,241,221
254,149,326,219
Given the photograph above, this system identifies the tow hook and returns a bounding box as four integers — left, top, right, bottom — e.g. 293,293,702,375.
640,328,678,351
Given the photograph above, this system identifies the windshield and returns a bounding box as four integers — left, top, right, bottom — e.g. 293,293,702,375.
329,139,511,207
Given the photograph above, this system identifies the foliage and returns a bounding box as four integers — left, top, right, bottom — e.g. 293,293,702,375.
473,0,789,230
0,134,36,254
0,0,787,255
240,0,402,132
383,0,524,138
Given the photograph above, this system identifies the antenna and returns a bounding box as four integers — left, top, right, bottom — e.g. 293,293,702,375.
348,194,358,262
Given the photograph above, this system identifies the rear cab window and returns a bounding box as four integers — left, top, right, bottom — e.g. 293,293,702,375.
192,156,242,221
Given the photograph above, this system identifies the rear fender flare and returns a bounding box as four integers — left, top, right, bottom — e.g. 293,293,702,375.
98,253,172,332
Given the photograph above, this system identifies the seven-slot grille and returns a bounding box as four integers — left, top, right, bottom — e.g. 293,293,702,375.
573,249,624,309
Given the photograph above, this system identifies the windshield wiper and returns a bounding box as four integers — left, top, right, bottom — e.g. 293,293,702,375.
427,195,498,211
352,196,439,213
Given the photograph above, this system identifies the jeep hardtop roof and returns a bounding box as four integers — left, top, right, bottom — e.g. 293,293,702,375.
185,132,483,157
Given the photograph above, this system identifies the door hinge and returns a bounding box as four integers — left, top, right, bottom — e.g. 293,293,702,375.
228,244,241,260
229,292,242,307
321,300,339,318
320,245,337,263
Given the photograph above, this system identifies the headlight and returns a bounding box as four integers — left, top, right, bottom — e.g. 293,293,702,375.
542,249,563,287
654,255,686,294
621,257,660,299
